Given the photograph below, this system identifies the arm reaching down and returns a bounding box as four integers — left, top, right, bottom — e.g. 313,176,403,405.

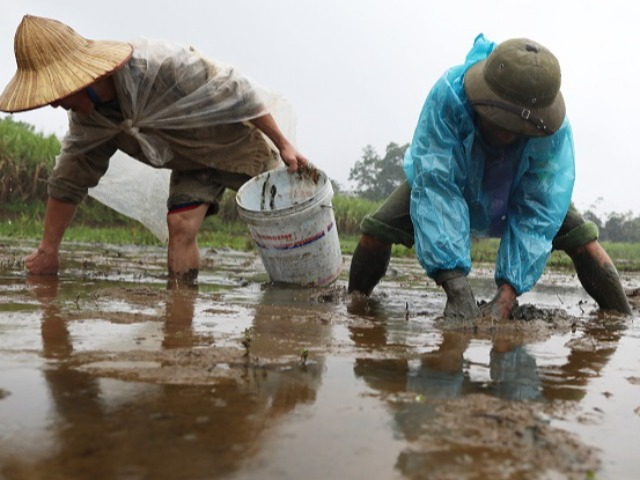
479,283,518,321
25,197,78,275
250,113,308,172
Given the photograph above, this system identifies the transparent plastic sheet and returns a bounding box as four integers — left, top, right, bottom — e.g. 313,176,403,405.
72,38,297,242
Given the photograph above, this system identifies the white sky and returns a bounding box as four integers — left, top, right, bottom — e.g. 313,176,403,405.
1,0,638,217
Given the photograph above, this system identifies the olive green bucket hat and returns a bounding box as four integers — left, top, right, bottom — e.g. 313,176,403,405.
464,38,565,137
0,15,132,113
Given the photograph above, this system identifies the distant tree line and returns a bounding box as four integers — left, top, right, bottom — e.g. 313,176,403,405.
348,142,408,201
583,210,640,243
349,141,640,243
1,117,638,243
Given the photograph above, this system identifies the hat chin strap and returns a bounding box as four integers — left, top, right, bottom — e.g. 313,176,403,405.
471,99,548,133
85,86,102,106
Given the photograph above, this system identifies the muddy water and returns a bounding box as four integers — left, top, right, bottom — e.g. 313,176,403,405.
1,239,639,480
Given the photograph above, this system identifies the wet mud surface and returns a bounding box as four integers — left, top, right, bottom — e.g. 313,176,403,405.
1,239,640,479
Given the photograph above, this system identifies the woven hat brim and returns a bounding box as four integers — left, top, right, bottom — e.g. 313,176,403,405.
464,60,565,137
0,40,133,113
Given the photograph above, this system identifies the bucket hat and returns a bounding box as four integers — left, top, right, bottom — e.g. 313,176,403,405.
464,38,565,137
0,15,133,113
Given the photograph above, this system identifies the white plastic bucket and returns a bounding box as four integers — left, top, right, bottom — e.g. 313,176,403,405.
236,167,343,286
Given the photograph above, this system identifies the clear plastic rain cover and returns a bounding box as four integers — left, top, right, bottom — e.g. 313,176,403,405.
79,38,297,242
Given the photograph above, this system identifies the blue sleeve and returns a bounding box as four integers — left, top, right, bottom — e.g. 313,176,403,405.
496,119,576,294
402,33,496,280
406,76,476,278
404,33,494,185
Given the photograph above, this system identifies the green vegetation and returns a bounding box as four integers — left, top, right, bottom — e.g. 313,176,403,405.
4,195,640,270
0,117,59,204
0,197,255,250
2,115,640,270
470,237,640,271
348,142,408,201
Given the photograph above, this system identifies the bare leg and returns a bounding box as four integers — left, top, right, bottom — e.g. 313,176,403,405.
565,240,631,314
167,204,209,282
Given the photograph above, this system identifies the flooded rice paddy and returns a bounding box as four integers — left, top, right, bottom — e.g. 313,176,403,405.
1,239,639,480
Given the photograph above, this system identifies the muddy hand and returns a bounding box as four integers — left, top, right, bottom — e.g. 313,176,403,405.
441,276,481,319
479,284,518,321
25,248,60,275
280,144,308,173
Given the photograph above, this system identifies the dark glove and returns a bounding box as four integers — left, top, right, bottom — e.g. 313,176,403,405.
441,275,481,319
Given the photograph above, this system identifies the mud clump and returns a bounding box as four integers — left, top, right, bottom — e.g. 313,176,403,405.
308,284,347,303
296,163,321,184
397,393,600,480
512,303,573,322
627,287,640,309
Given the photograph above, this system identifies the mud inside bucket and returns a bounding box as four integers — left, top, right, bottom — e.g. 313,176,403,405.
236,166,343,286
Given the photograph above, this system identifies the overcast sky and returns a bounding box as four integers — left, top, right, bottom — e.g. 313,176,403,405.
1,0,638,216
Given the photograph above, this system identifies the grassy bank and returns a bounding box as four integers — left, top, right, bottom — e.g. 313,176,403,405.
3,197,640,271
2,116,640,271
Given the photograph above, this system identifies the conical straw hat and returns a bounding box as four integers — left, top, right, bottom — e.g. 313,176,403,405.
0,15,133,113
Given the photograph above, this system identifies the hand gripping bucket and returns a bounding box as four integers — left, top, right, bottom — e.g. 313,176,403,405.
236,166,343,286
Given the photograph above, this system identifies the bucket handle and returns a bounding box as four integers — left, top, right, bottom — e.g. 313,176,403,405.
321,204,333,209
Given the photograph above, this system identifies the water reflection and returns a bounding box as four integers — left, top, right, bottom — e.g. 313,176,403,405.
4,276,328,480
162,284,199,349
0,253,635,479
540,320,626,402
345,303,629,478
352,329,544,402
26,275,113,478
348,298,624,404
31,275,73,359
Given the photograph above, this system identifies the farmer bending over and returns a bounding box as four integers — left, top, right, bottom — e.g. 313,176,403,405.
348,34,631,318
0,15,308,282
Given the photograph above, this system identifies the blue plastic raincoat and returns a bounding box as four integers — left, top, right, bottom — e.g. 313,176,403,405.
403,34,575,295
